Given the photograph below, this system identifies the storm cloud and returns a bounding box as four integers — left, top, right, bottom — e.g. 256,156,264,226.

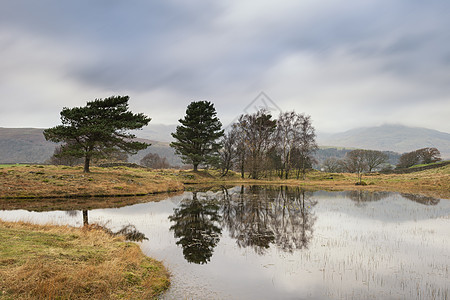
1,0,449,133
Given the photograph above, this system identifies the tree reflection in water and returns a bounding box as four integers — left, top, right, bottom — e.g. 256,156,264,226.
401,193,440,205
223,186,275,255
169,186,318,264
272,186,317,253
221,186,317,254
345,190,391,206
344,191,440,206
67,210,148,242
168,192,222,264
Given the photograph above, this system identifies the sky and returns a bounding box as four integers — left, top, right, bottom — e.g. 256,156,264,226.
1,0,449,133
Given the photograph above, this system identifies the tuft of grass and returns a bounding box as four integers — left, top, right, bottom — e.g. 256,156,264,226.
0,221,170,299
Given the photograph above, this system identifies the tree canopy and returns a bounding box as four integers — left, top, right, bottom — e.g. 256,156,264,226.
170,101,224,171
43,96,151,172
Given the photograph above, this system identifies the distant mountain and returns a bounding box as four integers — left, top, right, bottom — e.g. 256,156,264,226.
0,128,54,163
2,124,449,164
0,127,181,165
132,124,176,142
317,125,450,158
128,138,182,166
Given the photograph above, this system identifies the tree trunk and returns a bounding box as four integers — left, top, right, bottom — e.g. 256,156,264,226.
84,156,90,173
83,210,88,225
193,163,198,172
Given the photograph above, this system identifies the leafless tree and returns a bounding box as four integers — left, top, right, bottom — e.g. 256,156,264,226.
140,152,170,169
237,109,277,179
397,151,420,168
275,111,302,179
417,147,441,164
345,149,368,184
232,124,247,178
322,157,346,173
364,150,388,172
218,127,238,176
397,147,441,168
297,114,318,179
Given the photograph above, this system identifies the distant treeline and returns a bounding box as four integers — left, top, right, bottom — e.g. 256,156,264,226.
313,148,400,169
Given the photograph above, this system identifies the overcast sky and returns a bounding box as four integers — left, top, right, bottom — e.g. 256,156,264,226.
1,0,449,133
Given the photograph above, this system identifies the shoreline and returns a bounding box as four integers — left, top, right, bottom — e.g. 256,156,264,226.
0,220,170,299
1,164,449,202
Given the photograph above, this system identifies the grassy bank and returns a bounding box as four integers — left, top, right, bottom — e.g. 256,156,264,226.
177,165,450,199
0,221,170,299
0,165,183,199
1,164,449,201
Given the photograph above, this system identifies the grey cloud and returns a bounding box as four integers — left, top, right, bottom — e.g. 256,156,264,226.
0,0,449,132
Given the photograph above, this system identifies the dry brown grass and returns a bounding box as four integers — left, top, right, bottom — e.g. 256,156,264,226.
0,165,183,199
1,164,448,202
179,166,450,199
0,221,170,299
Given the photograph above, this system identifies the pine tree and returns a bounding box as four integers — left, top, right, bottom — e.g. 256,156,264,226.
43,96,151,172
170,101,224,171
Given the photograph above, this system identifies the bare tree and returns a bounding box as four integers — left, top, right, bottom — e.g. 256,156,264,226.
297,114,318,180
397,151,420,168
233,124,247,179
364,150,388,172
218,127,238,176
237,109,277,179
345,149,368,184
397,147,441,169
322,157,346,173
417,147,441,164
275,111,302,179
140,152,170,169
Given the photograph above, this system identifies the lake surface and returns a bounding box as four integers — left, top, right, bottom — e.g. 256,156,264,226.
1,186,449,299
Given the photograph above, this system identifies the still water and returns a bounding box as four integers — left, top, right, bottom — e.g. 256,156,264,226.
1,186,449,299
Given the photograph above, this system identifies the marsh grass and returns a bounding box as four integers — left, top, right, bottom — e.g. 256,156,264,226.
0,220,170,299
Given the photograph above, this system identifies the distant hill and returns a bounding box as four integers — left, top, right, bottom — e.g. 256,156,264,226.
128,138,181,166
0,127,181,165
2,124,449,164
317,125,450,159
132,124,176,142
0,128,54,163
313,147,401,167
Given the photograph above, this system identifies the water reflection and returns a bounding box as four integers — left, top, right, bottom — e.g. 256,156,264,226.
114,224,148,242
169,186,317,263
69,209,148,242
222,186,275,254
0,188,449,299
344,190,391,206
169,192,222,264
401,193,440,205
65,210,79,217
221,186,317,254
